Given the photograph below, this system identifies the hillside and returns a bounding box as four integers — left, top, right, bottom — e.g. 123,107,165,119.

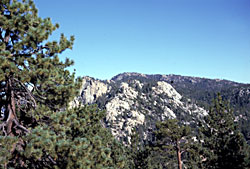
72,73,250,144
112,73,250,142
72,76,208,144
112,73,250,141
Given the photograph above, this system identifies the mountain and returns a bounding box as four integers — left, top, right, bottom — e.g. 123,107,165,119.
72,73,250,144
112,73,250,111
113,73,250,141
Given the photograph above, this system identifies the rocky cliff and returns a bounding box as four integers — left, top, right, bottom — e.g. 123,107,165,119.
74,75,207,144
72,73,250,144
111,72,250,143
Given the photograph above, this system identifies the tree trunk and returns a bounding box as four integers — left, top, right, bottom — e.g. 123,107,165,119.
176,140,182,169
6,78,16,136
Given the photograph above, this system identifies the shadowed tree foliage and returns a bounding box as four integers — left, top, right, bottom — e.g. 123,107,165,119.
153,119,200,169
128,128,149,169
0,0,80,167
0,0,80,136
19,105,129,168
134,119,200,169
198,94,250,169
0,0,129,168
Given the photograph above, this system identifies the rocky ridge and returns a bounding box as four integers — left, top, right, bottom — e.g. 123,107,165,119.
111,72,250,143
74,76,208,144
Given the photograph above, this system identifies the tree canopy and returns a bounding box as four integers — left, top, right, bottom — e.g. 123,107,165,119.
0,0,80,137
0,1,249,168
0,0,129,168
198,94,249,169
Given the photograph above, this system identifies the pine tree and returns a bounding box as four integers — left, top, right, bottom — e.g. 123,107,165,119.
21,105,129,168
0,0,129,168
199,94,250,169
0,0,80,134
128,128,149,169
151,119,199,169
0,0,80,167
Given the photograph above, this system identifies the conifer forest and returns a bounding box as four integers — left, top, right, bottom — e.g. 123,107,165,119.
0,1,249,168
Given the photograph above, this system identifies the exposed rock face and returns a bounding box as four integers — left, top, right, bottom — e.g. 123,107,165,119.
80,77,109,104
75,76,207,144
70,77,109,107
153,81,182,105
112,72,250,144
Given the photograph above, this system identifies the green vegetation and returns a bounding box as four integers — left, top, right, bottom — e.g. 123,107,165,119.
0,0,128,168
128,95,249,169
198,94,250,169
130,119,199,169
154,119,198,169
0,1,249,168
112,73,250,143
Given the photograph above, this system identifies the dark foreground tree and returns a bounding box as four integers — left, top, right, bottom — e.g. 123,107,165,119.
128,128,150,169
0,0,129,168
139,119,199,169
0,0,80,137
154,119,200,169
21,105,128,168
199,94,250,169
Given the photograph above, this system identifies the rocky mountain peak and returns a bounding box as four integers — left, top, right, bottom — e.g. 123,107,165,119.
71,73,250,144
74,76,208,144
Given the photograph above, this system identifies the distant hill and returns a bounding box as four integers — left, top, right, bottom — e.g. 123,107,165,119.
73,73,250,144
112,72,250,142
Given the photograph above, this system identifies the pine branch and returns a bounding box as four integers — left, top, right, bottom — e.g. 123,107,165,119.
0,122,7,137
11,46,50,58
0,28,4,41
0,84,7,91
13,119,30,134
14,78,37,108
48,155,57,165
34,86,47,100
4,29,10,44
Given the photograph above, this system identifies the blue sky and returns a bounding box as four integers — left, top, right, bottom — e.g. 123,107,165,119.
35,0,250,83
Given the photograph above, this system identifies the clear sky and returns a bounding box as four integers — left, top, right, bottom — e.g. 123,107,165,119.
35,0,250,83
